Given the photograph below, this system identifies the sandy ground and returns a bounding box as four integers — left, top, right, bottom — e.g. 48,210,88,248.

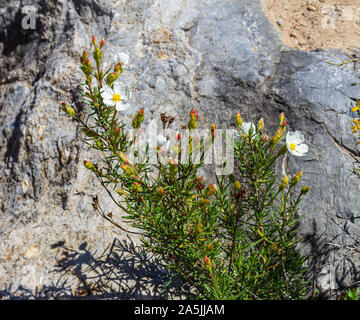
264,0,360,51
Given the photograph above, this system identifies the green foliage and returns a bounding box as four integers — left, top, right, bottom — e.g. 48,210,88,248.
60,37,310,300
338,288,360,300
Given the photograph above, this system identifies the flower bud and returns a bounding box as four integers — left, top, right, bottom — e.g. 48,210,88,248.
81,128,98,138
114,63,123,73
234,181,241,190
279,112,285,124
204,184,215,198
86,75,92,87
206,243,214,251
235,111,243,129
92,35,96,46
300,186,310,195
94,47,102,63
204,256,211,270
262,135,269,142
136,108,144,125
155,186,165,199
60,102,75,117
105,72,119,86
120,164,135,176
84,160,96,171
212,184,218,194
211,124,216,143
198,198,210,207
118,152,130,164
116,188,127,196
257,118,264,131
278,175,289,191
133,182,142,192
291,171,303,186
168,157,178,176
282,175,289,185
100,37,105,48
132,108,144,129
188,109,198,130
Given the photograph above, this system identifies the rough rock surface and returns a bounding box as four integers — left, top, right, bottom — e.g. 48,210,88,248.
0,0,360,299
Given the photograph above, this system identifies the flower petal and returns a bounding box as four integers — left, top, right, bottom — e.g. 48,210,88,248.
104,98,115,106
295,143,309,155
115,102,130,112
114,52,130,67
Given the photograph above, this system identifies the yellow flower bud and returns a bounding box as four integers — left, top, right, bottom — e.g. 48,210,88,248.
84,160,96,171
291,171,303,186
133,182,142,192
105,72,119,86
116,188,127,195
155,186,165,199
235,111,243,129
234,181,241,190
206,243,214,251
257,118,264,131
300,186,310,195
198,198,210,207
188,117,197,130
282,175,289,185
120,164,135,176
118,152,130,164
60,102,75,117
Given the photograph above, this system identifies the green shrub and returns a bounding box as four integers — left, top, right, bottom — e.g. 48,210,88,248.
60,36,311,299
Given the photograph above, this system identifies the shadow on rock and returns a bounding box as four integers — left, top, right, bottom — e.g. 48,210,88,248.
0,237,192,300
304,219,360,300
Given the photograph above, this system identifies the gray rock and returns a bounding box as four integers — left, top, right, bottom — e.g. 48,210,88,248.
1,0,360,299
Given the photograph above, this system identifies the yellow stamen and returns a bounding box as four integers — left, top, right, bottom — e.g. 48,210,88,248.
289,143,296,151
112,93,121,103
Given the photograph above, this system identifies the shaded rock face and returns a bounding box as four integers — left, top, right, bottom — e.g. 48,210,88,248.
0,0,360,298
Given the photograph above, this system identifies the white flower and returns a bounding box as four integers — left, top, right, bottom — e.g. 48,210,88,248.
156,134,168,147
148,132,170,154
241,122,256,135
114,52,130,68
286,131,309,157
101,81,131,112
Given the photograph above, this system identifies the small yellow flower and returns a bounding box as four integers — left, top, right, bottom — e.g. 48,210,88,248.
352,101,360,112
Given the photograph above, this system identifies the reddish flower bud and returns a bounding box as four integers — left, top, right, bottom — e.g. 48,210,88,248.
100,37,105,48
84,160,96,171
92,35,96,46
204,184,215,198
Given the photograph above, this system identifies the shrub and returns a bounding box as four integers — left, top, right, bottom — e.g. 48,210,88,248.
60,36,311,299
